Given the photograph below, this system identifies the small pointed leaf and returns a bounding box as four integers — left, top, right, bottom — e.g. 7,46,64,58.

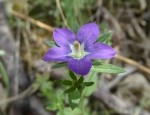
68,89,81,100
69,71,77,81
64,86,75,93
77,77,84,84
68,90,81,110
77,84,85,93
44,40,56,47
97,31,112,43
55,80,72,86
92,63,125,74
68,98,78,110
92,60,102,66
84,82,94,87
68,20,80,33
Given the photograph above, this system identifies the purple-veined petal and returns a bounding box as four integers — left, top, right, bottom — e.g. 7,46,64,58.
67,58,92,75
53,28,76,47
85,43,116,59
42,47,72,62
76,22,99,46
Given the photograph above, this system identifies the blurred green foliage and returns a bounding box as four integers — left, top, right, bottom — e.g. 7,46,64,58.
35,73,92,115
35,74,64,112
10,0,95,27
0,50,9,88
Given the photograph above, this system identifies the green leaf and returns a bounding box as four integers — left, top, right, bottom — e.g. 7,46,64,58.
0,50,5,56
83,71,98,96
51,62,67,69
64,86,76,93
0,61,9,88
104,37,112,46
44,40,56,47
35,74,49,85
69,71,77,81
77,77,84,84
68,20,80,33
55,80,72,86
46,104,57,111
92,60,102,66
61,107,82,115
68,98,78,110
97,31,112,43
77,84,85,93
68,90,81,110
68,89,81,100
84,82,94,87
92,63,125,74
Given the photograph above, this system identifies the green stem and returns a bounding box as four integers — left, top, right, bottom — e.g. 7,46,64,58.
79,71,96,115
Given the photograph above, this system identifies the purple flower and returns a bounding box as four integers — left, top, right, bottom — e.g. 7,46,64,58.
42,23,116,75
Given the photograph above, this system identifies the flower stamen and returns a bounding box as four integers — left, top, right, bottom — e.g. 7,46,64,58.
73,41,81,57
70,41,87,59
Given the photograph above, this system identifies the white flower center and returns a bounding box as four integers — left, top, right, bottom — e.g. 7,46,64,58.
70,41,88,59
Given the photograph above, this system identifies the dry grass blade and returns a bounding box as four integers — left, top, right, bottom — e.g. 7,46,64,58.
11,10,54,32
0,84,38,106
55,0,68,27
115,55,150,74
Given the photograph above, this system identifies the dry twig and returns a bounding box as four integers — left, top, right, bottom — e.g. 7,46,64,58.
55,0,68,27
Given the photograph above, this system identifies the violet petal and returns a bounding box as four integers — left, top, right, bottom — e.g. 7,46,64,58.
85,43,116,59
42,47,71,62
76,22,99,47
67,58,92,75
53,28,76,47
